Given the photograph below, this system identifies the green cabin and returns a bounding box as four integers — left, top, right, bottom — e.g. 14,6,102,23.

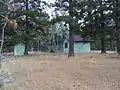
63,35,92,53
14,44,25,56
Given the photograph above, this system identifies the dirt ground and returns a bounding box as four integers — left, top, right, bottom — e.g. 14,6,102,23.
1,52,120,90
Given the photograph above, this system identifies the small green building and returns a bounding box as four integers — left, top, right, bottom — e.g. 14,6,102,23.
63,35,92,53
14,44,25,56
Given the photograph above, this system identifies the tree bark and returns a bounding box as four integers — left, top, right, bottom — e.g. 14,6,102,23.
24,40,29,55
68,0,75,57
114,0,120,55
101,36,106,54
99,0,106,54
0,23,6,68
68,29,74,57
0,23,6,55
0,23,6,88
24,0,29,55
116,28,120,54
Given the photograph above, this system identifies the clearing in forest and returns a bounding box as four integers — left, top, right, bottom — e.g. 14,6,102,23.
1,53,120,90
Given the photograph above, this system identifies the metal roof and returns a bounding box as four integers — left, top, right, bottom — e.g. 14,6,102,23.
66,34,93,42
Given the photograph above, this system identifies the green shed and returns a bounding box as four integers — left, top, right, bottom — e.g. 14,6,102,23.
14,44,25,56
63,35,92,53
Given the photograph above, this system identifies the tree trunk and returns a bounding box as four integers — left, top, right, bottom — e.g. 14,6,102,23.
115,19,120,55
24,40,29,55
0,23,6,69
0,23,6,55
116,29,120,54
68,0,74,57
113,0,120,54
101,36,106,54
68,30,74,57
24,0,29,55
115,0,120,54
99,0,106,54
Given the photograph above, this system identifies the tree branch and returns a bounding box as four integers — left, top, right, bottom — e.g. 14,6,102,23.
0,0,7,6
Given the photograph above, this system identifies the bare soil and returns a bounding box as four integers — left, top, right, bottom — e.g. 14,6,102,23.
1,52,120,90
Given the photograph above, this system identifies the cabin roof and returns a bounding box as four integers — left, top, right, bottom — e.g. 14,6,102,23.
66,34,93,42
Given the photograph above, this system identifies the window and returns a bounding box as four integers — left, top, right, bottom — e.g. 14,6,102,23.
65,42,68,48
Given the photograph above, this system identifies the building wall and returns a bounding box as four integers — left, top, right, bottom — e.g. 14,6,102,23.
14,44,25,56
63,40,91,53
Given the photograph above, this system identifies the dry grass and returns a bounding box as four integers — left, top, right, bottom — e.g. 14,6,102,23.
1,52,120,90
